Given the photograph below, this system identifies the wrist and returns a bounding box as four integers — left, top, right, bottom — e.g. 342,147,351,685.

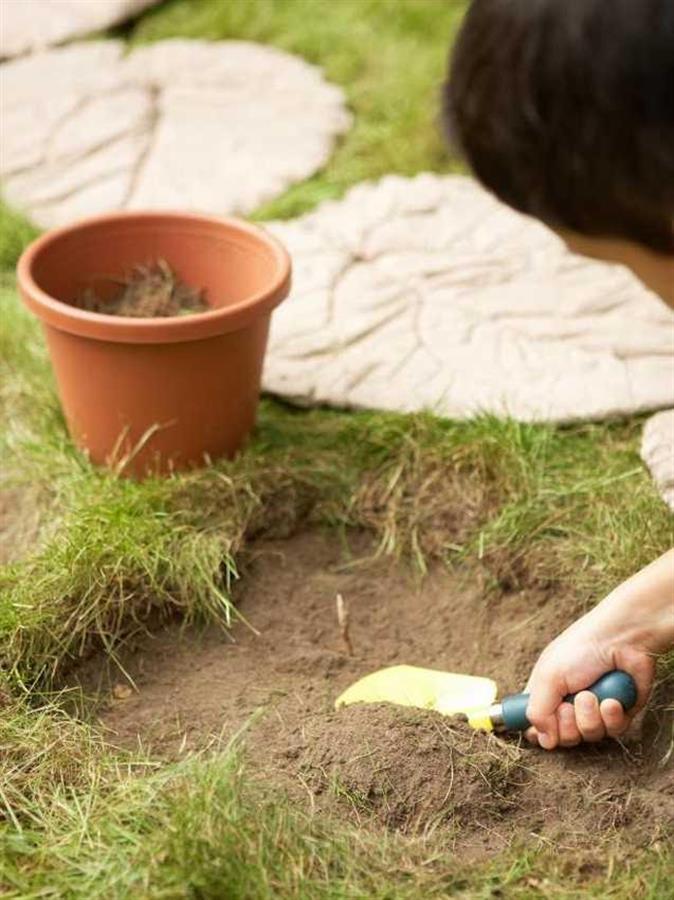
590,551,674,653
590,595,666,654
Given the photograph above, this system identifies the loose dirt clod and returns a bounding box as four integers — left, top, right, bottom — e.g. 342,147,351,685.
111,683,133,701
75,260,208,318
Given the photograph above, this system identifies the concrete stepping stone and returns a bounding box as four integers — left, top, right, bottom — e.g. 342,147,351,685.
641,410,674,510
265,174,674,423
0,39,351,226
0,0,158,59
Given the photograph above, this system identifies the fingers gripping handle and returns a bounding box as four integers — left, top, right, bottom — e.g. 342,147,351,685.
500,670,638,732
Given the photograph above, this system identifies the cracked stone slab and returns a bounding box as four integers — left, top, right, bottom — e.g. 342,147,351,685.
264,174,674,423
0,0,158,59
0,39,351,226
641,410,674,510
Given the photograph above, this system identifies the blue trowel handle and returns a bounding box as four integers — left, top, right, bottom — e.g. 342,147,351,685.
499,670,638,732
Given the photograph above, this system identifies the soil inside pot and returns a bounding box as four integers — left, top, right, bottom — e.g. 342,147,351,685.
71,530,674,857
75,260,208,318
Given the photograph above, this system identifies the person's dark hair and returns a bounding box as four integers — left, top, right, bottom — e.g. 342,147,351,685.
445,0,674,253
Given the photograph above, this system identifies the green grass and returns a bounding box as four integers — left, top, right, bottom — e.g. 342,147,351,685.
1,0,672,896
0,206,38,273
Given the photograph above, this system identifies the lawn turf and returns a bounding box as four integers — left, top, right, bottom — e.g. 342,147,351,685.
1,0,672,896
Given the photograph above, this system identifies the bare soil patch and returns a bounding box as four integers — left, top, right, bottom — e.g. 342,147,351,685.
0,487,43,565
73,530,674,854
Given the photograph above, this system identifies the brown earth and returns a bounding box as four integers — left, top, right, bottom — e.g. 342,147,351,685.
0,488,44,565
75,260,208,318
72,530,674,855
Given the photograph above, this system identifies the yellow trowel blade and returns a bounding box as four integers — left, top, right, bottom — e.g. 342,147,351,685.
335,665,497,725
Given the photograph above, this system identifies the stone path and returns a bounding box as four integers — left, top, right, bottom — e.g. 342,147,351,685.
265,174,674,424
0,39,351,226
0,0,158,58
641,410,674,510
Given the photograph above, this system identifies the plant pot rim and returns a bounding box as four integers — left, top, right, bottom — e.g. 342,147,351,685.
17,210,292,345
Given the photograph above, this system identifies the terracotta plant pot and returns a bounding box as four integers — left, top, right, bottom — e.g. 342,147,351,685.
17,211,291,477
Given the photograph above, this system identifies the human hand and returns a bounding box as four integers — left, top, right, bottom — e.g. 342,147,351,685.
524,550,673,750
524,618,655,749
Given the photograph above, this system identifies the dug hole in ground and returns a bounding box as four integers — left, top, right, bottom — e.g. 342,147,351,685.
71,530,673,858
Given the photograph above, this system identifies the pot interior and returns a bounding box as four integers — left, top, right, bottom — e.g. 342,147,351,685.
28,213,285,313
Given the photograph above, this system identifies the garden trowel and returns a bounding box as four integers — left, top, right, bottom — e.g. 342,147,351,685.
335,665,637,733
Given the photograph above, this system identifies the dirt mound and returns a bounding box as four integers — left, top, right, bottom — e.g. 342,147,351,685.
71,531,674,855
283,704,527,833
268,702,673,846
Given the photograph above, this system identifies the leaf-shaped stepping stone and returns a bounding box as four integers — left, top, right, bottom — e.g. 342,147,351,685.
0,39,351,227
0,0,158,59
265,174,674,423
641,410,674,510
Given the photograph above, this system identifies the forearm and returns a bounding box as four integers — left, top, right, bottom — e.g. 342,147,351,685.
585,550,674,653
